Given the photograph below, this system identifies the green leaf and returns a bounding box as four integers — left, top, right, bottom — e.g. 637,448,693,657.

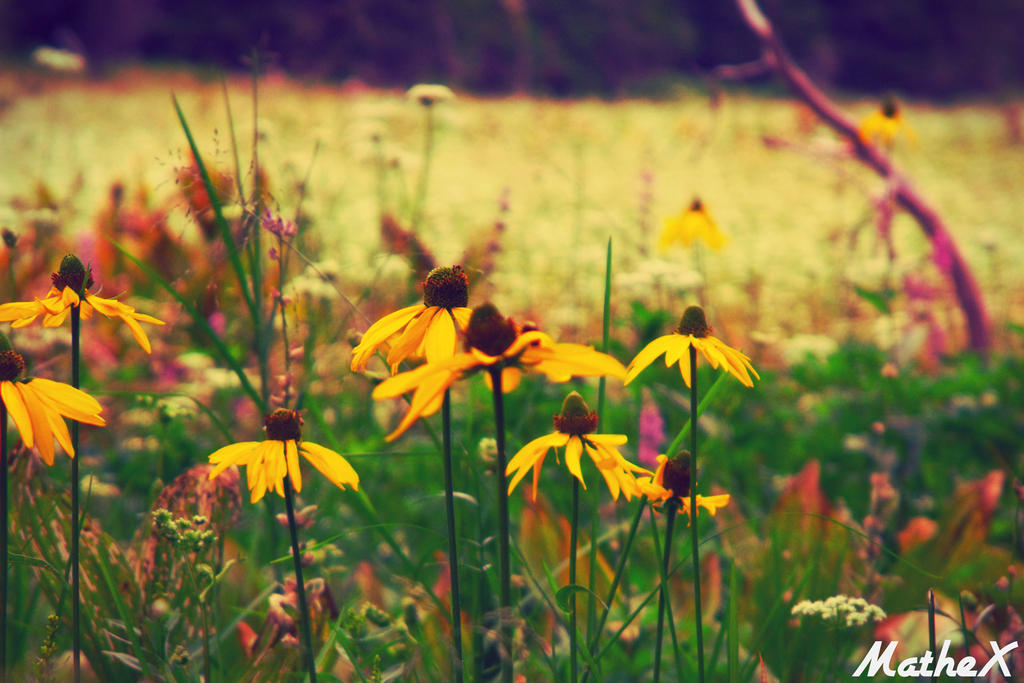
853,285,895,314
555,584,608,614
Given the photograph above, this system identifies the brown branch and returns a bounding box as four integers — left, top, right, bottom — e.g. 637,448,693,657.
734,0,992,352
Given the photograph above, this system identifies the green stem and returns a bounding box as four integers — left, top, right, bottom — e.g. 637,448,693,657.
1,403,7,682
569,478,580,683
411,104,436,229
489,367,512,683
653,502,678,683
283,472,317,683
71,305,81,683
441,390,464,682
927,589,936,683
690,346,705,683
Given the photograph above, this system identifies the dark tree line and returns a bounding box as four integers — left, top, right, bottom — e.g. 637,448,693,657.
4,0,1023,97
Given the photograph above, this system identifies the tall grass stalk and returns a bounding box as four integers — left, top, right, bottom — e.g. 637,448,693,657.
284,473,318,683
569,478,580,682
1,403,6,681
70,305,81,683
689,346,706,682
652,501,678,683
441,390,464,682
488,366,513,683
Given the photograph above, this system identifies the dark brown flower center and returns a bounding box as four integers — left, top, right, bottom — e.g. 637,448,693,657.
689,198,704,212
0,350,26,382
465,303,517,356
422,265,469,309
676,305,710,338
552,391,598,435
51,254,93,294
264,408,303,441
660,452,691,499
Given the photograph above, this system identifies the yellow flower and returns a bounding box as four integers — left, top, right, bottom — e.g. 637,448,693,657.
638,454,730,525
0,254,165,353
506,391,650,501
858,97,916,148
207,409,359,504
407,84,456,106
351,265,472,374
373,303,626,441
659,199,728,252
625,305,758,388
0,341,105,465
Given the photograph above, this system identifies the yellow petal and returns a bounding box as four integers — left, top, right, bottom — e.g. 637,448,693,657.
300,441,360,490
663,335,692,369
386,306,436,367
120,313,153,353
350,304,424,372
0,301,45,322
564,436,586,489
28,379,105,426
286,440,302,493
384,368,457,441
423,308,457,364
2,381,34,448
43,399,73,457
450,307,472,331
624,335,677,385
208,442,261,479
18,383,56,465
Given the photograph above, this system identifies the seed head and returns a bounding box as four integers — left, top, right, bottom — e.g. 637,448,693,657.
659,451,691,499
422,265,469,308
676,305,711,338
552,391,598,435
264,408,303,442
51,254,93,294
465,303,517,356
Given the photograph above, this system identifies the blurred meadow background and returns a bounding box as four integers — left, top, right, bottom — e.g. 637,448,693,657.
0,0,1022,681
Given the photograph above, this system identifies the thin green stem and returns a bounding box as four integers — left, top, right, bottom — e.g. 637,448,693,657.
928,589,936,683
1,403,7,682
489,367,512,683
283,472,317,683
441,390,464,682
569,477,580,683
690,345,705,683
70,305,81,683
411,104,436,229
653,502,678,683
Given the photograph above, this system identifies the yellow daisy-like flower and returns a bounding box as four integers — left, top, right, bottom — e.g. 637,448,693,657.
373,303,626,441
858,97,916,148
658,198,728,252
506,391,650,502
0,339,105,466
207,409,359,504
625,305,758,388
638,453,730,525
351,265,472,374
0,254,165,353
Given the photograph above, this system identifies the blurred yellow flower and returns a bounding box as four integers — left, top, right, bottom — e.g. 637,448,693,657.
658,199,728,252
208,409,359,504
0,339,105,465
373,303,626,441
858,97,916,148
407,84,456,107
506,392,650,501
351,265,472,374
625,305,758,388
638,454,730,524
0,255,165,353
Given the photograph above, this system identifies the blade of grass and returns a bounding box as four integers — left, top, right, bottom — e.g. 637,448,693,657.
172,96,258,321
92,538,151,678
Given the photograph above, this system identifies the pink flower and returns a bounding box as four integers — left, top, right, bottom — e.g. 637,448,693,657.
637,394,665,469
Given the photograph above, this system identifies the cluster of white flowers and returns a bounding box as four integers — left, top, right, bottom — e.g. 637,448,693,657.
791,595,886,628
